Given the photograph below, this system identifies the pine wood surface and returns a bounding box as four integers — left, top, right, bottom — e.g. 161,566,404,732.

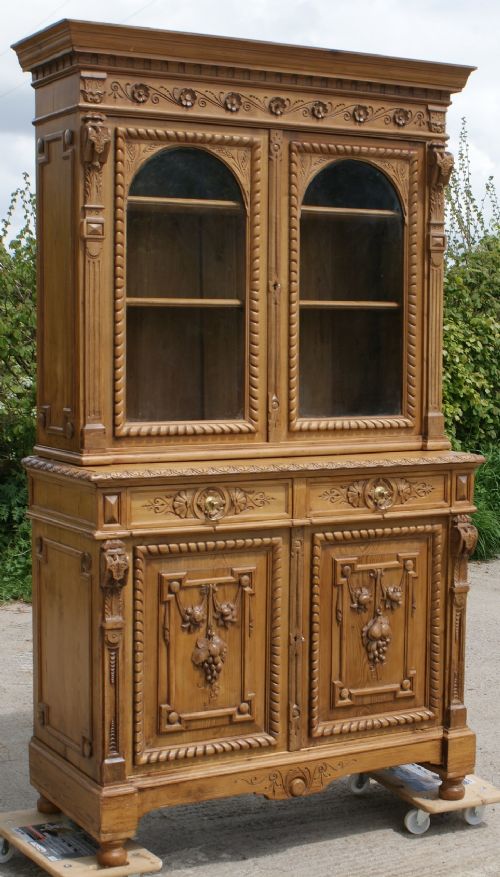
13,21,480,865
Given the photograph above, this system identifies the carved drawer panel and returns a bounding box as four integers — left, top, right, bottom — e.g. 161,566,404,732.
308,473,447,519
308,524,443,741
130,481,290,529
133,536,285,766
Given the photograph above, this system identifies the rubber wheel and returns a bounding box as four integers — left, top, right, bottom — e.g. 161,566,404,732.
462,805,486,826
348,773,370,795
0,839,14,864
404,808,431,835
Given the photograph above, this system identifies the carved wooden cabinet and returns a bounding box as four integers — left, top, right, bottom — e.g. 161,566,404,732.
14,21,481,866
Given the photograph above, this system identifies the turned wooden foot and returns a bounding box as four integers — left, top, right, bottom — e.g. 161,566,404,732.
97,841,128,868
37,795,61,815
439,776,466,800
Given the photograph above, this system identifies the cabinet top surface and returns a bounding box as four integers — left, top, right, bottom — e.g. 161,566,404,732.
13,18,474,93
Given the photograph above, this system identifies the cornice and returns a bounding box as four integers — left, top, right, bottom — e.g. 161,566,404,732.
13,19,475,95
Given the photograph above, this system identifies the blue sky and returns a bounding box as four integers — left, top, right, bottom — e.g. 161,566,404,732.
1,0,498,225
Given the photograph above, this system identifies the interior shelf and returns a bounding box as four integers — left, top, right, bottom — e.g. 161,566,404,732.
300,205,400,218
299,299,401,309
126,297,244,308
127,195,243,214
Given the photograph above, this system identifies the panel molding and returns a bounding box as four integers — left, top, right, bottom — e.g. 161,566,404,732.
309,523,442,737
133,536,282,764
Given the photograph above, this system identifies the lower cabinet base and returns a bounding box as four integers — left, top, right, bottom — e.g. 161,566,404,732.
29,727,475,851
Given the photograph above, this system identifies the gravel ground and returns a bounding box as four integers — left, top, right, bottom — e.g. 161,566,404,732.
0,559,499,877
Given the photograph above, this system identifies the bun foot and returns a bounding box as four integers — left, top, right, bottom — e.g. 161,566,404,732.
97,841,128,868
439,776,466,800
37,795,61,815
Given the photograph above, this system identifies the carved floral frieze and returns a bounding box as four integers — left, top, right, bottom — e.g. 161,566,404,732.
319,476,433,512
142,485,274,522
108,79,433,131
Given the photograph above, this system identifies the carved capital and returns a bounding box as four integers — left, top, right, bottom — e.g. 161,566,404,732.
451,514,478,560
101,539,129,593
429,144,454,189
82,113,111,203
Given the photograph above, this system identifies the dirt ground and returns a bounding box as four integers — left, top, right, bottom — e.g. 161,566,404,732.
0,559,499,877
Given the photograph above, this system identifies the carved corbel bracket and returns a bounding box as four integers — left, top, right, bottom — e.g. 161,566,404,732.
429,143,454,231
81,112,111,204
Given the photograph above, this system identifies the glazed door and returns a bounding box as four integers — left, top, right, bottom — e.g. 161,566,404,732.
115,125,268,446
305,523,443,743
278,132,425,446
132,533,286,768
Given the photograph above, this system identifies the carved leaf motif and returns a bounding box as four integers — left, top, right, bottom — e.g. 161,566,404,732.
172,490,192,518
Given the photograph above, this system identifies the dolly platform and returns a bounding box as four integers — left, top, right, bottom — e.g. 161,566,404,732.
0,810,162,876
348,763,500,834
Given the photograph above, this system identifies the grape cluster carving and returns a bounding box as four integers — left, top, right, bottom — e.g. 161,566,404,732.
169,575,252,694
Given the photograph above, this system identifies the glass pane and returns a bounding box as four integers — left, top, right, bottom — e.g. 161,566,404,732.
129,147,243,202
127,306,244,422
300,213,403,302
303,159,401,211
298,159,404,419
125,147,247,424
299,309,403,417
127,205,245,299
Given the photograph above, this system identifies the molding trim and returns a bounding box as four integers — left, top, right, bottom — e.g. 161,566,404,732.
22,452,484,483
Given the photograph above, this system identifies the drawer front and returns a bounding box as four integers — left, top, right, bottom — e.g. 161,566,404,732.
132,534,287,767
130,480,291,529
307,472,447,519
307,522,444,742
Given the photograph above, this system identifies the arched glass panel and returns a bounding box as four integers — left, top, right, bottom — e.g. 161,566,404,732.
299,159,404,418
126,148,246,422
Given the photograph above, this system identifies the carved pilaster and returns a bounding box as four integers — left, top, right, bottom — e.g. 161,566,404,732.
425,143,454,443
100,540,129,779
288,530,304,751
447,515,477,728
268,130,284,440
81,113,111,447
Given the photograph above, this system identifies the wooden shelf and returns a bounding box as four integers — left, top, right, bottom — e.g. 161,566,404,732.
127,297,244,308
299,299,401,310
301,205,400,218
128,195,243,214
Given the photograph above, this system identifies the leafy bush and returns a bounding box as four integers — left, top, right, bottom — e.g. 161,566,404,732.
0,174,36,602
444,119,500,557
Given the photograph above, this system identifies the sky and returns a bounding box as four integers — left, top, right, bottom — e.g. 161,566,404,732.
1,0,499,229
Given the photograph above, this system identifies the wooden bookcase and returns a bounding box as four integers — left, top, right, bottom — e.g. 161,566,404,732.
14,21,481,866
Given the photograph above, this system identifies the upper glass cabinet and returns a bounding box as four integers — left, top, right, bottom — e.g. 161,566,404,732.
298,159,404,419
125,147,246,423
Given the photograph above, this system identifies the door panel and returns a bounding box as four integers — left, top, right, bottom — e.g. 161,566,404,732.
133,535,286,767
308,524,443,741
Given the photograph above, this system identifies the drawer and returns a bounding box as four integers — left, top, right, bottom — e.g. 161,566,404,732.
129,480,291,528
307,472,448,518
